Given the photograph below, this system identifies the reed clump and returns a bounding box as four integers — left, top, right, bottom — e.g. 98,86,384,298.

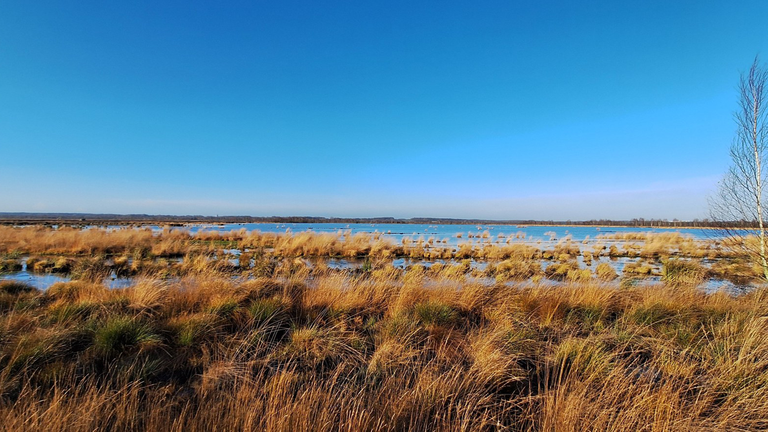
0,259,22,273
661,258,709,287
623,261,656,276
595,262,618,281
493,258,542,282
710,259,763,284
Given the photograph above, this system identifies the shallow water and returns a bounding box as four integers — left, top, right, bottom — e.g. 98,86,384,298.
0,271,133,290
0,271,71,290
0,265,751,295
312,256,754,295
0,223,754,293
164,222,727,246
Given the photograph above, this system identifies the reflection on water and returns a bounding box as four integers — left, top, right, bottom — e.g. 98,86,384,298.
0,271,133,290
0,272,70,290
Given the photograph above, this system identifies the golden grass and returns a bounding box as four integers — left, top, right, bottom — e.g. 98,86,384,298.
0,226,155,255
0,226,735,265
4,226,768,429
0,261,767,430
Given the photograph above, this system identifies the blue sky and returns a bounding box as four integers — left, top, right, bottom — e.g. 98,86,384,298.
1,1,767,220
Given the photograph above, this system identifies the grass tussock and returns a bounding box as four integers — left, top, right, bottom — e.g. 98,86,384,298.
662,258,709,287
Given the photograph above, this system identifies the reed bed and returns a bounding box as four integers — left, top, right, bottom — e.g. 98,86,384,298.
1,258,767,431
0,226,739,262
2,226,765,289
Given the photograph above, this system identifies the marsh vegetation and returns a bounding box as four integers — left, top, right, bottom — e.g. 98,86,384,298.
0,225,761,289
0,225,767,430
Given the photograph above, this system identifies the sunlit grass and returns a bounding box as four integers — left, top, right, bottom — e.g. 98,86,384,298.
1,226,768,429
0,263,765,430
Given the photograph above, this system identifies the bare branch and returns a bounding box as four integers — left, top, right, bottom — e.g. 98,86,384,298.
710,56,768,281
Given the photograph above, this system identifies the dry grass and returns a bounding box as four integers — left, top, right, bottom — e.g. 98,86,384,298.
0,226,156,255
0,226,738,264
1,256,767,431
3,226,768,429
597,232,720,260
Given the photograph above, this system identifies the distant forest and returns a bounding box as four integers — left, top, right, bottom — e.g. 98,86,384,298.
0,212,752,228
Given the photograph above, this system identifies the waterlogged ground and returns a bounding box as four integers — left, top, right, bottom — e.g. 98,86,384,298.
323,256,752,295
177,222,721,246
0,257,132,289
0,254,752,295
0,224,758,294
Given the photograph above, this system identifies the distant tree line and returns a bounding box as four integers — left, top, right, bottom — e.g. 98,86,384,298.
0,212,757,228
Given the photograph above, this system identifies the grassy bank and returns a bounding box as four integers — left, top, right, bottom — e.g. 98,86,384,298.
1,267,768,430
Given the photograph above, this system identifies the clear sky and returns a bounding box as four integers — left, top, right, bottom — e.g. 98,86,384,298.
2,1,767,220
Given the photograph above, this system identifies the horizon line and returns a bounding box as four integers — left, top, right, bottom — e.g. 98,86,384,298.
0,211,716,224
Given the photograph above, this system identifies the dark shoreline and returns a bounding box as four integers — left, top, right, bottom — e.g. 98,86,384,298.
0,212,739,229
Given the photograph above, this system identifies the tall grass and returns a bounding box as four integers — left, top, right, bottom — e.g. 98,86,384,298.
1,264,767,430
0,226,736,264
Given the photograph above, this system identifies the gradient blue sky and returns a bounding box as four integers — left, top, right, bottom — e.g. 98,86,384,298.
2,1,767,220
